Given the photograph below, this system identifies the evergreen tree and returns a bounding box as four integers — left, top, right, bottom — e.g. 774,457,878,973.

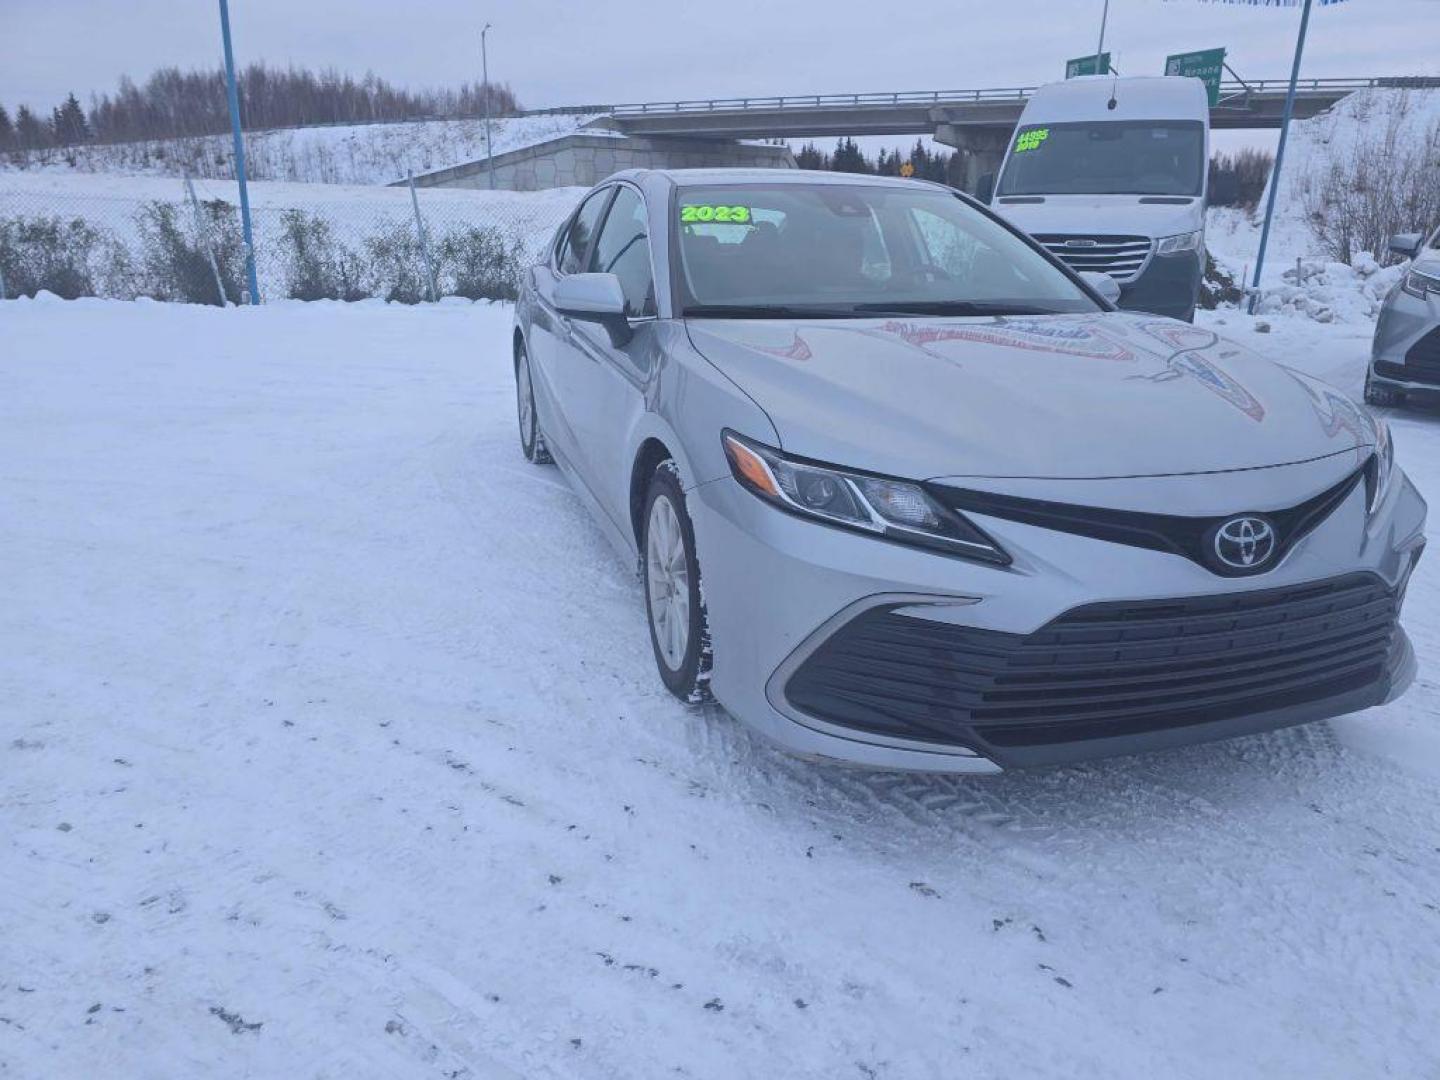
15,104,45,150
831,136,871,175
795,141,829,171
0,104,12,151
52,92,90,144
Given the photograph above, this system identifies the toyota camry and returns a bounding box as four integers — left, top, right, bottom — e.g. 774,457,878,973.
512,168,1425,773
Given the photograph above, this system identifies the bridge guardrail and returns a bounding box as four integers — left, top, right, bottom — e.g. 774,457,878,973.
519,76,1438,119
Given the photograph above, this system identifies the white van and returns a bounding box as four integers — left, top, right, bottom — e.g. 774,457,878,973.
987,76,1209,322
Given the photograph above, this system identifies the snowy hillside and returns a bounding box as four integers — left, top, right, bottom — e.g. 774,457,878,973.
0,113,602,186
1265,87,1440,252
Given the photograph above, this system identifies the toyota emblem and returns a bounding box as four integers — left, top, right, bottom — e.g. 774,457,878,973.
1214,516,1277,571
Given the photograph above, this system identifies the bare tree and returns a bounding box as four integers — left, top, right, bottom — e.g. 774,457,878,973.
1300,91,1440,265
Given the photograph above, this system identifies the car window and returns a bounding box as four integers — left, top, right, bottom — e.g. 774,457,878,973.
588,186,656,316
674,183,1098,316
558,188,612,276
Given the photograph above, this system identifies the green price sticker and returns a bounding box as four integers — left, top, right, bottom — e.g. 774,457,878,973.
1014,128,1050,153
680,205,752,224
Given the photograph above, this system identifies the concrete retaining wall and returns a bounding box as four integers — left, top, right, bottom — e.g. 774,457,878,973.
405,133,796,191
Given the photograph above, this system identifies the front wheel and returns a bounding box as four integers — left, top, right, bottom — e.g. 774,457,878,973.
641,463,711,702
515,343,552,464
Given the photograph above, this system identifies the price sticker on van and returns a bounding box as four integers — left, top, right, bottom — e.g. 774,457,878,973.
1014,128,1050,153
680,205,752,224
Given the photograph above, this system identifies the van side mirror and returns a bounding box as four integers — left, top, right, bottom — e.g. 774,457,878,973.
1079,271,1122,306
554,272,633,347
1389,233,1423,260
976,173,996,204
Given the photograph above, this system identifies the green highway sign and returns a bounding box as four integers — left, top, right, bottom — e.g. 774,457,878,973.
1165,47,1227,106
1066,52,1111,79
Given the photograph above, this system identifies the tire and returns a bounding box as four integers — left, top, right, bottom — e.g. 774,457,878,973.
515,343,553,464
641,461,712,702
1364,369,1403,409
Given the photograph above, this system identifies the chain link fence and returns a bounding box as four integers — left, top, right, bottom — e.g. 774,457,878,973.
0,176,579,305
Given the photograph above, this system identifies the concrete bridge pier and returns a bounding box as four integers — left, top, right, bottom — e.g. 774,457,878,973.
932,122,1012,195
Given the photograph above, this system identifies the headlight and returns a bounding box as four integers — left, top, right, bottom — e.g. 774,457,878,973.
1156,230,1204,257
1400,268,1439,300
1365,418,1395,515
722,431,1010,564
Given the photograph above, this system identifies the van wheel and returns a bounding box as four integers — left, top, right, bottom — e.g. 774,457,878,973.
641,462,712,703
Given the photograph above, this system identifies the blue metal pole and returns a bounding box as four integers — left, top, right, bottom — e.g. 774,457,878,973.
1248,0,1313,315
219,0,261,305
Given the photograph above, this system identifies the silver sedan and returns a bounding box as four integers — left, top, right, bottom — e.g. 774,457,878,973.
1367,226,1440,407
512,168,1425,772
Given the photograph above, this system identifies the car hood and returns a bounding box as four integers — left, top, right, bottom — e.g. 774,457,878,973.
992,195,1199,240
686,312,1376,480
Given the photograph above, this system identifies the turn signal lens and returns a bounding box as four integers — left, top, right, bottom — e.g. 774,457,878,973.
722,433,780,498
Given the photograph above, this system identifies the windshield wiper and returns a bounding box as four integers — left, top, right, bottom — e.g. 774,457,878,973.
850,301,1060,317
682,304,865,319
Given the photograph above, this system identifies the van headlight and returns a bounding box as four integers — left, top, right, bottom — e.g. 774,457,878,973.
1156,230,1204,257
722,431,1010,564
1365,418,1395,515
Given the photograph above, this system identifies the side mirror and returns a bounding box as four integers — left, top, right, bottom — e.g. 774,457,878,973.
1079,270,1122,306
975,173,996,205
553,272,632,347
1389,233,1423,260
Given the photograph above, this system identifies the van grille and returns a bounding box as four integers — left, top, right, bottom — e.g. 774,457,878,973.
1032,234,1152,283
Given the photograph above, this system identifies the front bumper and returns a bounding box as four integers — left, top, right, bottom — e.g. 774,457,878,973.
1118,250,1202,323
689,466,1426,773
1369,287,1440,396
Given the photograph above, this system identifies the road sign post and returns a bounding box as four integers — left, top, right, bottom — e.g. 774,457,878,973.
1066,52,1112,79
1165,47,1227,105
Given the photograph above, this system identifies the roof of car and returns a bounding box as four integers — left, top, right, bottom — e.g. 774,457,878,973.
608,167,948,191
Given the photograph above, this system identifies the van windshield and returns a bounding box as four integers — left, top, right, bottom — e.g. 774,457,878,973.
997,120,1205,197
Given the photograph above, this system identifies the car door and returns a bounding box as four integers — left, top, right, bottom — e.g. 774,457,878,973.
563,183,662,530
530,185,615,469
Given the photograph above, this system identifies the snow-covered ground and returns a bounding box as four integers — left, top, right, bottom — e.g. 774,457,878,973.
2,296,1438,1079
0,114,604,186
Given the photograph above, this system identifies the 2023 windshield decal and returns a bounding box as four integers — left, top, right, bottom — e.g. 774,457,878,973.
680,205,752,224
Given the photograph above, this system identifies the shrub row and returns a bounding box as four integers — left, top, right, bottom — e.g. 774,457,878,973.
0,200,528,304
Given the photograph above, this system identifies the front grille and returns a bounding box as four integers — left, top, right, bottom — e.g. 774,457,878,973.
1375,328,1440,385
1032,234,1152,283
785,574,1398,762
930,466,1364,578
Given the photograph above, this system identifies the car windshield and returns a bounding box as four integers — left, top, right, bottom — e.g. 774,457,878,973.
996,120,1205,197
673,183,1100,318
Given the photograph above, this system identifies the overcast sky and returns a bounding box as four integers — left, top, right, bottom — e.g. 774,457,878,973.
3,0,1437,115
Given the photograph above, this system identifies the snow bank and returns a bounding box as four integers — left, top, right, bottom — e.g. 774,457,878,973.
1205,88,1440,324
0,113,603,186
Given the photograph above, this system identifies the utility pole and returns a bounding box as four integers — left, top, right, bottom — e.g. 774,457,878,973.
1248,0,1314,314
1095,0,1111,75
218,0,260,304
481,23,495,190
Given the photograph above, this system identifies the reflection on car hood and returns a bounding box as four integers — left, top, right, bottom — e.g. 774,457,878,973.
686,312,1376,480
